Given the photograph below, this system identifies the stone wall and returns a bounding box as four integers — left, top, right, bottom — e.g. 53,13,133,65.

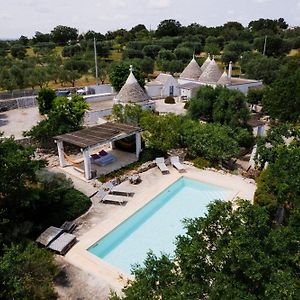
0,96,37,112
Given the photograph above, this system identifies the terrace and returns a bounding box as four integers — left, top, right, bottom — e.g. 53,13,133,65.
54,122,141,180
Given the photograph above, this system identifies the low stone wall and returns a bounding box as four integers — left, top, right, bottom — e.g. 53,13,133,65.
0,96,37,112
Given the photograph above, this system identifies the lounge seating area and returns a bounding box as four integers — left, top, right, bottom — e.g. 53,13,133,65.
155,157,170,174
170,156,186,173
155,156,186,174
90,150,116,166
97,182,135,205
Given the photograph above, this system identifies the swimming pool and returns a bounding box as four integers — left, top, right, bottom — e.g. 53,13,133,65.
88,177,229,274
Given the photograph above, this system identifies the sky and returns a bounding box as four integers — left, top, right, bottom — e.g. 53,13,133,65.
1,0,300,39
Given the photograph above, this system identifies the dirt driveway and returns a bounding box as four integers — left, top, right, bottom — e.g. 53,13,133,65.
0,107,42,139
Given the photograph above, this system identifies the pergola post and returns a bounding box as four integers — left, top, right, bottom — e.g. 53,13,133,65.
135,132,141,158
82,148,92,180
110,141,116,149
56,140,67,167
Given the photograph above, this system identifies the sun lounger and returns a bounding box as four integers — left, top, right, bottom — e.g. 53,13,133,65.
110,185,135,197
170,156,186,173
97,189,109,201
101,194,128,205
155,157,170,174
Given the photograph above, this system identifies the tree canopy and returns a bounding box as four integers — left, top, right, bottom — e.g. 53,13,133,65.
109,62,145,91
262,69,300,123
113,200,300,299
188,86,250,128
0,243,58,300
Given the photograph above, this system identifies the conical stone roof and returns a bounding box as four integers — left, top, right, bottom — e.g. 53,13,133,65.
217,70,231,86
199,59,222,84
180,57,202,80
200,55,211,71
116,68,150,103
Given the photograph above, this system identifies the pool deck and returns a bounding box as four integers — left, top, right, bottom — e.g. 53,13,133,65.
64,164,256,296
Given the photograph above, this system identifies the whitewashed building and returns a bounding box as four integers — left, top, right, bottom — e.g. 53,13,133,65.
145,73,179,98
114,66,155,110
178,55,263,98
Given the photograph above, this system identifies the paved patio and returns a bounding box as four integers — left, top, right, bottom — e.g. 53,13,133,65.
61,148,138,181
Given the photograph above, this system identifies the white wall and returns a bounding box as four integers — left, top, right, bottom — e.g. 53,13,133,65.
161,77,179,97
145,85,162,98
180,88,192,99
227,81,263,94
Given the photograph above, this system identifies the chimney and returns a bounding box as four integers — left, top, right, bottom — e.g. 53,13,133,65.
228,61,232,79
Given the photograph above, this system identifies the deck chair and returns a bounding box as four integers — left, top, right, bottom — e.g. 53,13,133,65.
155,157,170,174
110,185,135,197
170,156,186,173
97,189,109,202
101,194,128,205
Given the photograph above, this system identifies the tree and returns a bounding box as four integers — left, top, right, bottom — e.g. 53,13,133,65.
26,95,89,146
114,200,300,299
140,112,185,152
50,25,78,45
142,44,162,59
0,243,58,299
10,44,26,59
241,52,279,85
262,69,300,123
36,88,56,115
109,62,145,91
156,19,182,37
247,87,266,105
222,41,251,64
111,103,143,126
159,60,185,74
0,67,18,91
157,49,176,61
188,85,218,121
0,41,8,57
18,35,29,46
82,30,105,41
188,86,250,127
212,88,249,127
32,31,51,44
183,122,239,162
130,24,147,35
0,136,45,244
174,47,193,62
62,44,82,57
255,145,300,211
32,42,56,56
253,36,290,57
248,18,288,35
129,57,154,76
123,48,144,59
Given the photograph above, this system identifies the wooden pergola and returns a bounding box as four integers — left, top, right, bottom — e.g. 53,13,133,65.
54,122,142,180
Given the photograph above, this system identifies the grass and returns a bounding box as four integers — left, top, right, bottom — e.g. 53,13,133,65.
109,50,122,61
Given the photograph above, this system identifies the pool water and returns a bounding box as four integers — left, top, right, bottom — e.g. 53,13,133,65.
88,177,229,274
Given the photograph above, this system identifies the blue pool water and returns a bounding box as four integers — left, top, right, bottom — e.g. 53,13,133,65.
88,177,229,274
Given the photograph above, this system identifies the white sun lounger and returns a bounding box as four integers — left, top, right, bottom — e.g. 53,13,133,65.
101,194,128,205
170,156,186,173
155,157,170,175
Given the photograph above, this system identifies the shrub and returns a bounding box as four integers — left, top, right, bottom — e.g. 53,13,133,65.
164,96,175,104
62,189,91,220
37,88,56,115
183,101,190,109
193,157,211,169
